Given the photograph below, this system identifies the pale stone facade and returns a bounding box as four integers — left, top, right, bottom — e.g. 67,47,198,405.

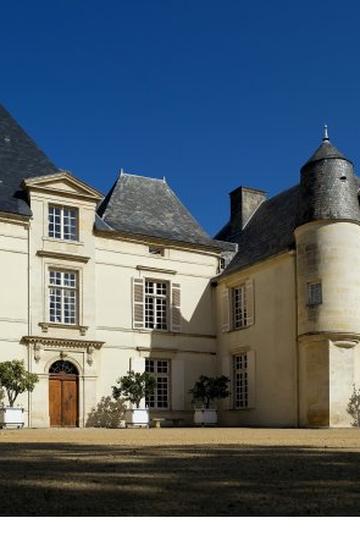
0,106,359,428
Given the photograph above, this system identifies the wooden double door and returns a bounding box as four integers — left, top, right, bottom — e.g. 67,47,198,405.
49,366,79,427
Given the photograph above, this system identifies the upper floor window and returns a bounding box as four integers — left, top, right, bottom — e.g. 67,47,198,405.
221,279,254,333
145,280,168,330
148,246,165,256
48,205,78,241
49,269,78,325
132,278,181,332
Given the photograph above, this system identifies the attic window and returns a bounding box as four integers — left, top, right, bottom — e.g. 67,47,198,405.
149,246,164,256
49,205,78,241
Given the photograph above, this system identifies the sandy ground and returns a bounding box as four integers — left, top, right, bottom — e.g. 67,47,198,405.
1,427,360,516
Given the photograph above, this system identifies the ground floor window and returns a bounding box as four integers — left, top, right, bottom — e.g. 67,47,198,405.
145,358,170,409
233,352,251,409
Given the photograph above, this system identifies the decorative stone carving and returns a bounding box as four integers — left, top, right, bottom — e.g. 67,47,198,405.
87,345,94,366
34,342,43,362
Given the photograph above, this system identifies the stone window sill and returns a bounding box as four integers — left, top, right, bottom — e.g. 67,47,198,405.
39,322,88,336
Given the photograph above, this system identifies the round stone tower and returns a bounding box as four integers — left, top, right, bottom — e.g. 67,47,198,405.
295,127,360,427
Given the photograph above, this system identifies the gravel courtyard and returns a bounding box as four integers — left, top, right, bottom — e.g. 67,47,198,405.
1,427,360,516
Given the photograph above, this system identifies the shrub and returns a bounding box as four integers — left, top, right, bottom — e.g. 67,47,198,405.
112,370,156,408
189,375,230,409
0,360,39,407
347,385,360,427
86,396,127,428
0,387,4,406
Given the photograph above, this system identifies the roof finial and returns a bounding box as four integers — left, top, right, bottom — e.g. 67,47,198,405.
323,124,329,142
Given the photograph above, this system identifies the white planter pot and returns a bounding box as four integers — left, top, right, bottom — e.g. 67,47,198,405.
194,408,218,426
0,407,24,428
125,408,149,427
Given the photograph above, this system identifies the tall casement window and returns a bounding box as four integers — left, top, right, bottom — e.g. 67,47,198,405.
132,278,181,332
221,279,254,332
233,351,255,409
145,280,168,330
48,205,78,241
145,358,170,409
49,270,78,324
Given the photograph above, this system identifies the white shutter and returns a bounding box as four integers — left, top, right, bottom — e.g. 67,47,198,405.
221,287,230,332
171,282,181,332
245,279,254,327
132,277,145,329
247,350,256,408
129,356,145,374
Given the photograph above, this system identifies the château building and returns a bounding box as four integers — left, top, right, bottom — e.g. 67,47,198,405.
0,104,358,427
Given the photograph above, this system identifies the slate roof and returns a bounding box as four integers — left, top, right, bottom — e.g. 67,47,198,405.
0,105,59,216
216,185,299,275
98,172,233,250
302,139,350,168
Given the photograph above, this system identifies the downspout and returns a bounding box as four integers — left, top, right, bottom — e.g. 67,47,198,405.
27,218,32,427
292,247,301,427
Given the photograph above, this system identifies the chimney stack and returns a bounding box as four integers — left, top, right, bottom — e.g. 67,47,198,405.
229,186,266,236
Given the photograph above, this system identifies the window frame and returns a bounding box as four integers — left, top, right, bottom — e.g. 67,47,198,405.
232,284,248,329
48,204,79,242
145,358,170,410
307,281,322,307
233,352,249,409
144,279,169,331
48,268,79,325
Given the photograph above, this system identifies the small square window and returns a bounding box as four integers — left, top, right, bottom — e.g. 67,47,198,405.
307,282,322,306
149,246,164,256
48,205,78,241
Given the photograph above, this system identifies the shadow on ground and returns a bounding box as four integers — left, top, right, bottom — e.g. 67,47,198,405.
0,442,360,516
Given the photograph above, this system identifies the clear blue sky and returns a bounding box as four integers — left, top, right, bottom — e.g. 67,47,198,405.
1,0,360,235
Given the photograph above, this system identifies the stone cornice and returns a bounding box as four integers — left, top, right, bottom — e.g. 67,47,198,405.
21,335,104,349
36,250,90,263
136,265,177,275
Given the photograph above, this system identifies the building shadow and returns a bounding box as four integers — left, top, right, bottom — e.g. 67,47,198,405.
1,441,360,516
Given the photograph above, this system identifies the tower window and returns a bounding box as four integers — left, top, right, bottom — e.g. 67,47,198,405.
307,282,322,306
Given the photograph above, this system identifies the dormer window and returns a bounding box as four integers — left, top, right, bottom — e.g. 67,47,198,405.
48,205,78,241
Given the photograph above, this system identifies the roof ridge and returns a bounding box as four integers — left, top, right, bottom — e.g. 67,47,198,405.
121,171,167,183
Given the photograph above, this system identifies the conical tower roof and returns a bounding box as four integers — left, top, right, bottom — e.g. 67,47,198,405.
302,125,351,169
0,104,59,216
297,126,360,225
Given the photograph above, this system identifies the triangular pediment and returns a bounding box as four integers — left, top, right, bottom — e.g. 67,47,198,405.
23,172,103,201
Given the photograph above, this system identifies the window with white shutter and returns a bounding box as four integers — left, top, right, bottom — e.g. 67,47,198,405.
171,283,181,332
231,279,254,330
221,287,230,333
132,278,145,329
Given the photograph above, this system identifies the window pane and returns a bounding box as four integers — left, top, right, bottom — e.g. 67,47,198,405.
48,206,62,239
145,359,170,409
233,353,249,409
144,280,168,330
48,269,78,324
48,205,78,241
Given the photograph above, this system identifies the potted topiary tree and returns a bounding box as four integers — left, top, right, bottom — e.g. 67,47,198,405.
189,375,230,426
0,360,39,428
112,370,156,427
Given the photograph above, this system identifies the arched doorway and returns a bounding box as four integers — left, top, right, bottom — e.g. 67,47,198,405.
49,360,79,427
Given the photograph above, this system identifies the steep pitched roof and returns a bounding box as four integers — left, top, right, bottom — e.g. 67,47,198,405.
98,172,232,250
302,139,349,168
216,185,299,274
0,104,59,216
